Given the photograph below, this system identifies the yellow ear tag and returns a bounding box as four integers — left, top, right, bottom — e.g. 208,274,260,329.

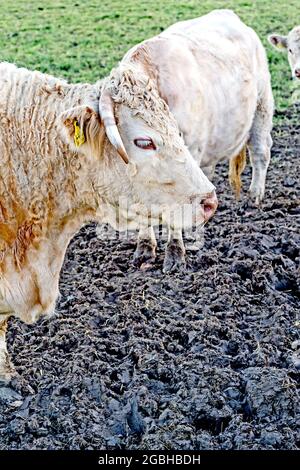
73,120,85,147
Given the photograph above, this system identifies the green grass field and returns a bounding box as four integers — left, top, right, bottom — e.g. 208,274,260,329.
0,0,299,118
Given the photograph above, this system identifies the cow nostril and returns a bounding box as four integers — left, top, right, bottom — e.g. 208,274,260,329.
295,69,300,77
202,191,218,221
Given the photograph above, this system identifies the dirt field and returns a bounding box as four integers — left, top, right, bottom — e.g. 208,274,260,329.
0,107,299,450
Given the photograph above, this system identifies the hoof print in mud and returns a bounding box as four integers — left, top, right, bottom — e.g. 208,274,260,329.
0,386,22,405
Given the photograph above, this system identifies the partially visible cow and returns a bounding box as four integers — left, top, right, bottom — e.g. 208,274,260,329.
117,9,274,271
0,62,216,382
268,26,300,79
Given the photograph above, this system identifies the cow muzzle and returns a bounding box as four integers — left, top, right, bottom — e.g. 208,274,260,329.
294,68,300,79
195,190,218,222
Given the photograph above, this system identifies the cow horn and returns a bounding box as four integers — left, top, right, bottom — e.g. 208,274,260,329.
99,87,129,164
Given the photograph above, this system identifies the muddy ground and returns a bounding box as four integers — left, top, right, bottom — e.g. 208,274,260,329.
0,108,299,450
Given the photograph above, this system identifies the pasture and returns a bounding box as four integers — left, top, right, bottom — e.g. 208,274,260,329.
0,0,299,450
0,0,299,115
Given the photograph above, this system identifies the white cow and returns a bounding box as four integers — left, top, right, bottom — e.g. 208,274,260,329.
268,26,300,79
0,62,216,382
117,9,274,271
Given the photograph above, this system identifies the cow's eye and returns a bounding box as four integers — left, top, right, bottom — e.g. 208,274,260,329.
134,138,156,150
289,48,293,54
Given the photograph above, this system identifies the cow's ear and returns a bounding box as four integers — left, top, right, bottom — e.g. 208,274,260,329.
61,106,102,153
268,34,288,50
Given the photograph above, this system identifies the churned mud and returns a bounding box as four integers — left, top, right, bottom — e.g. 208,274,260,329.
0,108,299,450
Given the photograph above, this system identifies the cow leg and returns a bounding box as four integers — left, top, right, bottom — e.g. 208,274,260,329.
0,316,15,384
163,228,186,273
133,226,157,267
248,88,273,205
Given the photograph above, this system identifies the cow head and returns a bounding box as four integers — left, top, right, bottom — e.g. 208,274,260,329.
61,65,217,231
268,26,300,79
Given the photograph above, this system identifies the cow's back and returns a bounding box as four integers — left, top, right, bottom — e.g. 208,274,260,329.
162,9,263,66
164,9,248,40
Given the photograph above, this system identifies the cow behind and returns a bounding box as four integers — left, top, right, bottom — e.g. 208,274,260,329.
118,9,274,271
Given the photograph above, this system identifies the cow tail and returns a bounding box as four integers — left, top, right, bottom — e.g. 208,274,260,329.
228,145,247,200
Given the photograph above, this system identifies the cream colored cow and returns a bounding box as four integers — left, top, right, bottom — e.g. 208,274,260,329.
119,9,274,271
0,62,216,382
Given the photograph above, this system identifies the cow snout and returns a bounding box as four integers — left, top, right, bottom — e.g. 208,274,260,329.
294,68,300,79
201,191,218,221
